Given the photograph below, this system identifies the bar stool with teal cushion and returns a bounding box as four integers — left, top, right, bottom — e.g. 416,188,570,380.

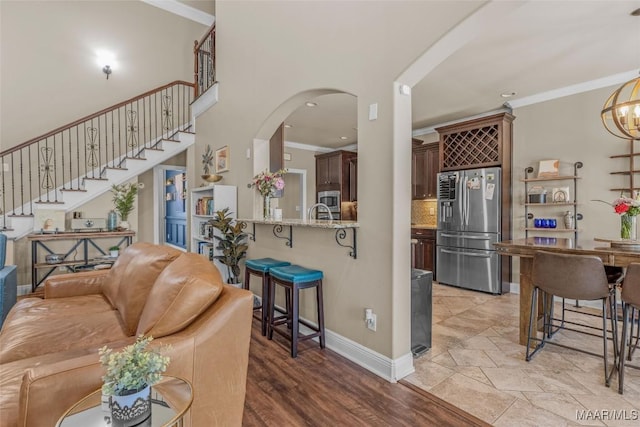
267,264,325,358
244,258,291,336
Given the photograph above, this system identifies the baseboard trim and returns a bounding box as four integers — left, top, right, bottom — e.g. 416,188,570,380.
17,284,32,296
296,318,414,383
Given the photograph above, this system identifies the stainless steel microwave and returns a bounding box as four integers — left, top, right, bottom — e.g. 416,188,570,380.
318,191,340,212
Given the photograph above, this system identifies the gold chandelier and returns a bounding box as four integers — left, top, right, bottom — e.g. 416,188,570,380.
601,75,640,140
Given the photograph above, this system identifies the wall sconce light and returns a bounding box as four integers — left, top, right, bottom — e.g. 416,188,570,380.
103,65,112,79
96,50,116,80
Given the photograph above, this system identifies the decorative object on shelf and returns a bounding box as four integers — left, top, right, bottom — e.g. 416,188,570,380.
207,208,248,285
250,169,287,220
215,145,230,173
111,182,143,228
563,211,574,229
537,159,559,178
527,186,547,204
201,144,222,185
109,246,120,258
601,74,640,141
551,186,570,203
33,209,65,233
99,335,170,426
107,210,118,231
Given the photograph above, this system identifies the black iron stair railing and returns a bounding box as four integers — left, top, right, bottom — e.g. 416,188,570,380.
0,80,195,229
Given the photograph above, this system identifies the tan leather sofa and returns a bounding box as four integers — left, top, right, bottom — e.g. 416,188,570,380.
0,242,253,427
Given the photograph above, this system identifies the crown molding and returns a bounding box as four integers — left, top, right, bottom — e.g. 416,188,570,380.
412,107,511,137
505,69,639,110
141,0,215,26
284,140,334,153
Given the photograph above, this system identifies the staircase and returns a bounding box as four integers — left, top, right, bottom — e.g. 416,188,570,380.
0,81,196,239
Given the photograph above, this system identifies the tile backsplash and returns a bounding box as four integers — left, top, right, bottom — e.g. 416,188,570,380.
412,199,437,227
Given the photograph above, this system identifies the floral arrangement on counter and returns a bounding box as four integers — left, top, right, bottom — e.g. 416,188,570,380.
251,169,287,197
111,182,144,221
99,335,170,396
594,195,640,240
611,196,640,216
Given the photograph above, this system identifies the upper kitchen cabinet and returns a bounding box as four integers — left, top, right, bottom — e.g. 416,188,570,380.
316,150,357,195
412,142,439,200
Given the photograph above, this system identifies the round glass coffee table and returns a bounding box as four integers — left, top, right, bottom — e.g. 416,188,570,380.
56,376,193,427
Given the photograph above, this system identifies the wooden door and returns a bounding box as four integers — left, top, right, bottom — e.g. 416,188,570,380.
348,157,358,201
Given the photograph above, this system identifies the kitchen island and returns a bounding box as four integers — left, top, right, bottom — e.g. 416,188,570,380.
495,237,640,345
238,218,359,258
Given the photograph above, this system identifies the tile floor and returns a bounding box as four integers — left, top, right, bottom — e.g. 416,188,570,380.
404,283,640,427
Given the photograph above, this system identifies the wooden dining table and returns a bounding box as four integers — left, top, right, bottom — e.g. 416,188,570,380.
495,237,640,345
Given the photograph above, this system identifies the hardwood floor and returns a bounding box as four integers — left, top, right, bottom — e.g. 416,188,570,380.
243,319,489,426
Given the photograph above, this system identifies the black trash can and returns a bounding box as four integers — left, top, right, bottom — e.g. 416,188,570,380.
411,269,432,357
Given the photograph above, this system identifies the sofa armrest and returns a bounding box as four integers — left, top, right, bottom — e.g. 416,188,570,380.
44,270,109,299
18,353,104,427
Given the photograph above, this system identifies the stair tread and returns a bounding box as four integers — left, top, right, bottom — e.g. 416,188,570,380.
104,167,128,170
83,177,109,181
8,214,34,217
60,188,87,192
124,156,147,160
35,201,65,204
163,139,180,142
144,148,165,151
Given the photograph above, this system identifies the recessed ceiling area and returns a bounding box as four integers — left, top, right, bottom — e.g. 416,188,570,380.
283,93,357,149
282,1,639,148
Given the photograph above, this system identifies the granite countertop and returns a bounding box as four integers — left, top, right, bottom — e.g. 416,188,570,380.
411,224,437,230
238,218,359,229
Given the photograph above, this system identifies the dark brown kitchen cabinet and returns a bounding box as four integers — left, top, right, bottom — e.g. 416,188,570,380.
412,228,435,274
412,142,439,200
315,150,357,195
316,152,342,191
348,157,357,202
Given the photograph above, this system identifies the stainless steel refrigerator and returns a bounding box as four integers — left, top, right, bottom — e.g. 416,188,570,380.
436,167,502,294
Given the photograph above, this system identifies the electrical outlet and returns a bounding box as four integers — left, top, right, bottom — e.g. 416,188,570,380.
367,313,377,331
364,308,377,331
295,206,301,211
429,207,435,215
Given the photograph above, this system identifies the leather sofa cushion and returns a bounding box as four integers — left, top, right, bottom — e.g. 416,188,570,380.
102,243,181,335
137,253,224,338
0,298,127,363
2,295,112,328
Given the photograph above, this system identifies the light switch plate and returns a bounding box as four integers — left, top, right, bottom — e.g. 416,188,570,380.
368,103,378,121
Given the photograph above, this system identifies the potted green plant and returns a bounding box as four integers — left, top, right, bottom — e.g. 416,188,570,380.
208,208,248,285
111,182,144,229
109,246,120,257
99,335,170,425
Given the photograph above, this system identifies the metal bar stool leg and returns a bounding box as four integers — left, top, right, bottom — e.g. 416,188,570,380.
291,283,300,358
619,303,629,394
316,279,325,349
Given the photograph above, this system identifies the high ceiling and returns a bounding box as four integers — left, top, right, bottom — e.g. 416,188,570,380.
283,0,640,148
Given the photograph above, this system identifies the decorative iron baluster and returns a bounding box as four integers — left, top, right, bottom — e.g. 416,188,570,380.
39,146,55,190
86,127,99,168
162,95,173,130
126,110,138,149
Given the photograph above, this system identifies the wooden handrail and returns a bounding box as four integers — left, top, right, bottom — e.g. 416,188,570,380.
1,80,194,157
196,23,215,50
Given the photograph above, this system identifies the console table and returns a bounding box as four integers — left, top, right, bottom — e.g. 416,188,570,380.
28,231,135,292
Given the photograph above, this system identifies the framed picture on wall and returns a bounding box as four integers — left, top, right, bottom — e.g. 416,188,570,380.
215,146,229,173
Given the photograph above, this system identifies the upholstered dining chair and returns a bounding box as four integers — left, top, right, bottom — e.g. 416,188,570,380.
526,251,618,386
618,262,640,394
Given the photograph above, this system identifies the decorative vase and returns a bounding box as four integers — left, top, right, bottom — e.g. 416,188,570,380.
110,250,119,258
119,220,130,230
110,385,151,427
621,214,637,240
563,210,574,229
107,210,118,231
263,195,271,220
